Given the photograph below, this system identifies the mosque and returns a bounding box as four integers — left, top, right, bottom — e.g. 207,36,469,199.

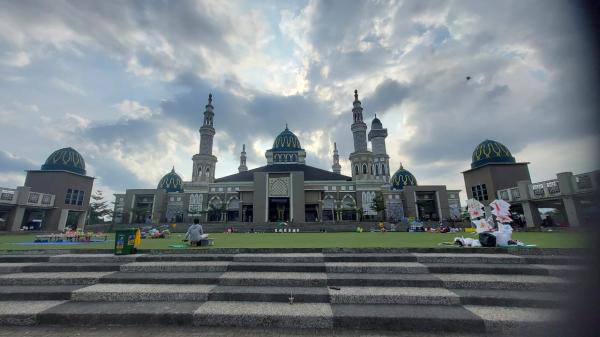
113,91,462,226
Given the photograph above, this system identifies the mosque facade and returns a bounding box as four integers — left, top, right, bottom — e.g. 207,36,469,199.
113,91,462,225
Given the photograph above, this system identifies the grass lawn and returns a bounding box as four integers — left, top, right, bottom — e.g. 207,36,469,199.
0,231,587,250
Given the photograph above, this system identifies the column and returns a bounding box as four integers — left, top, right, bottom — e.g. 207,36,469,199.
561,196,581,227
522,201,541,228
77,211,87,231
9,206,26,231
57,209,69,231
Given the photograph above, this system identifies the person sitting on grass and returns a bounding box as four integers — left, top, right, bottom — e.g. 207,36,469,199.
185,218,207,246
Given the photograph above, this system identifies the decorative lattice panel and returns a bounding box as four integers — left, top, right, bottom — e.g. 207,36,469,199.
269,177,290,197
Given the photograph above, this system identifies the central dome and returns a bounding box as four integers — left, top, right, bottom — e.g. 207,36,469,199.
41,147,86,175
471,139,515,169
157,167,183,193
391,164,417,190
272,125,302,150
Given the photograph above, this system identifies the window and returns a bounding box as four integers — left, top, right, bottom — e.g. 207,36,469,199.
375,164,380,175
471,184,488,201
169,197,175,202
77,191,84,206
65,189,72,204
42,195,51,205
362,164,367,174
354,165,359,175
176,197,182,201
381,164,385,175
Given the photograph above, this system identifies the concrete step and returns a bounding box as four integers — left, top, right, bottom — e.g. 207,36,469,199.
533,264,588,278
232,253,324,263
328,287,460,305
48,254,140,263
521,255,586,265
98,272,222,284
413,253,525,264
208,286,330,303
0,263,40,274
454,289,568,308
327,273,444,287
35,301,200,326
0,255,50,263
219,272,327,287
227,262,325,272
325,262,427,274
435,273,570,291
193,301,333,328
324,253,416,262
424,263,549,275
331,303,485,332
464,305,565,335
0,272,115,285
0,301,66,325
0,285,84,300
21,263,122,273
119,261,230,273
71,284,216,301
136,254,234,262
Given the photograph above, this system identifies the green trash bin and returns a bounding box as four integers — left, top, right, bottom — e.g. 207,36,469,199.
114,229,140,255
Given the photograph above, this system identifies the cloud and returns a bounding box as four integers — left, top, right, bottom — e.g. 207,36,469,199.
113,100,155,120
0,150,37,172
52,78,86,96
0,51,30,67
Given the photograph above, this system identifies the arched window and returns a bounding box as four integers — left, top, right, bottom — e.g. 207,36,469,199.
206,167,210,176
292,154,297,162
287,154,291,162
381,164,386,175
354,165,359,175
274,155,279,162
198,166,202,176
362,164,367,174
375,164,379,175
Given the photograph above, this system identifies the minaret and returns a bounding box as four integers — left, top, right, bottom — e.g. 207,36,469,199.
192,93,218,183
332,142,341,174
368,114,390,183
348,90,374,181
238,144,248,173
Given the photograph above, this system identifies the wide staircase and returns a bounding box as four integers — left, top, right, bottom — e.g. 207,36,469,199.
0,249,586,335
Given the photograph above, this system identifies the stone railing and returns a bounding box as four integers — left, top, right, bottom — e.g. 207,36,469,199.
0,188,17,204
529,179,560,200
26,191,55,207
573,172,596,193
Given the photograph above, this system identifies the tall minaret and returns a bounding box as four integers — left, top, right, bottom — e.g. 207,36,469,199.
238,144,248,173
192,93,218,183
349,90,374,180
332,142,341,174
368,114,390,183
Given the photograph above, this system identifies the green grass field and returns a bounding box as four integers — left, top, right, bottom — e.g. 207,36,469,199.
0,231,587,250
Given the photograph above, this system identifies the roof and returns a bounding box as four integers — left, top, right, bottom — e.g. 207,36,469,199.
214,164,352,183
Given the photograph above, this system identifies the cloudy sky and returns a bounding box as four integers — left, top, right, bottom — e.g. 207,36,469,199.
0,0,598,204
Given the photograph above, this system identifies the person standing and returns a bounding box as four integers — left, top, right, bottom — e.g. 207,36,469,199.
185,218,205,246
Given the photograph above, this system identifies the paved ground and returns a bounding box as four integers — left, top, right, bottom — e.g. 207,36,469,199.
0,326,505,337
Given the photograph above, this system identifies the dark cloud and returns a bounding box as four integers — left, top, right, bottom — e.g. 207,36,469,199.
364,79,410,115
0,150,37,172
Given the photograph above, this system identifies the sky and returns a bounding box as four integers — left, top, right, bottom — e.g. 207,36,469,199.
0,0,598,205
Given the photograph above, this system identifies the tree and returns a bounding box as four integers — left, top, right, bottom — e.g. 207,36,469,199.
88,190,112,225
370,192,386,221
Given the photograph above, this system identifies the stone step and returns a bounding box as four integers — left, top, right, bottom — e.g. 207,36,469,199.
434,274,570,291
193,301,333,329
48,254,140,263
0,255,50,263
533,264,587,278
135,254,234,262
208,286,330,303
98,272,222,284
521,255,586,265
0,263,40,274
327,273,445,288
328,286,460,305
0,301,66,326
325,262,427,274
119,261,230,273
219,272,327,287
21,263,122,273
413,253,525,264
232,253,324,263
464,305,565,335
324,253,417,262
0,272,115,286
35,301,200,326
227,262,325,272
454,289,568,308
331,303,486,332
0,285,84,300
71,284,216,301
424,263,549,275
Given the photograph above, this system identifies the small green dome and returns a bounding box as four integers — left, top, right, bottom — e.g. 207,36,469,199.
41,147,86,175
371,116,382,129
391,164,417,190
272,125,302,151
158,167,183,193
471,139,515,169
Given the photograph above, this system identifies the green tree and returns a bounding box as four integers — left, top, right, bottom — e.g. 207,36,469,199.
88,190,112,225
370,192,386,221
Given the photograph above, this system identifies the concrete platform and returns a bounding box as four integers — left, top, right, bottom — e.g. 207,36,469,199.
136,254,234,262
227,262,326,272
21,263,122,273
325,262,427,274
0,263,39,273
0,285,85,300
413,253,524,264
324,253,417,262
453,289,567,308
72,284,216,301
0,255,50,263
193,301,333,328
0,301,65,325
208,286,330,303
219,272,328,287
434,273,569,291
0,272,115,285
98,272,222,284
48,254,141,263
120,261,230,272
327,273,444,287
424,263,549,275
232,253,325,263
465,305,564,335
328,287,460,305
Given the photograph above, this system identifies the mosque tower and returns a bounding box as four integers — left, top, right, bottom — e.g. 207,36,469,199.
368,114,390,182
332,142,341,174
238,144,248,173
192,93,218,183
349,90,374,180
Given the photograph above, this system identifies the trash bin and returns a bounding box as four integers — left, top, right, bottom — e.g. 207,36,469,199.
114,228,141,255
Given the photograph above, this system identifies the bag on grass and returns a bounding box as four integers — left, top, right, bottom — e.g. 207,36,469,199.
479,232,497,247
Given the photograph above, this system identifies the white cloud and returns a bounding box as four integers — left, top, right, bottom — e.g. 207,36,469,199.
52,78,86,96
113,100,155,120
0,51,30,67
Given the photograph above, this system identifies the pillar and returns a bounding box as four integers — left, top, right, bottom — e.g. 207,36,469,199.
77,211,87,231
561,196,581,227
9,206,26,231
57,209,69,231
522,201,541,228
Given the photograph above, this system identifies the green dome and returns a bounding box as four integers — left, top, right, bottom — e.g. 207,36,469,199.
157,167,183,193
371,116,382,129
391,164,417,190
471,139,515,169
272,126,302,151
41,147,86,175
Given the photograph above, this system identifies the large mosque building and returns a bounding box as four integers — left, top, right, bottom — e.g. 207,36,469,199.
113,91,462,227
